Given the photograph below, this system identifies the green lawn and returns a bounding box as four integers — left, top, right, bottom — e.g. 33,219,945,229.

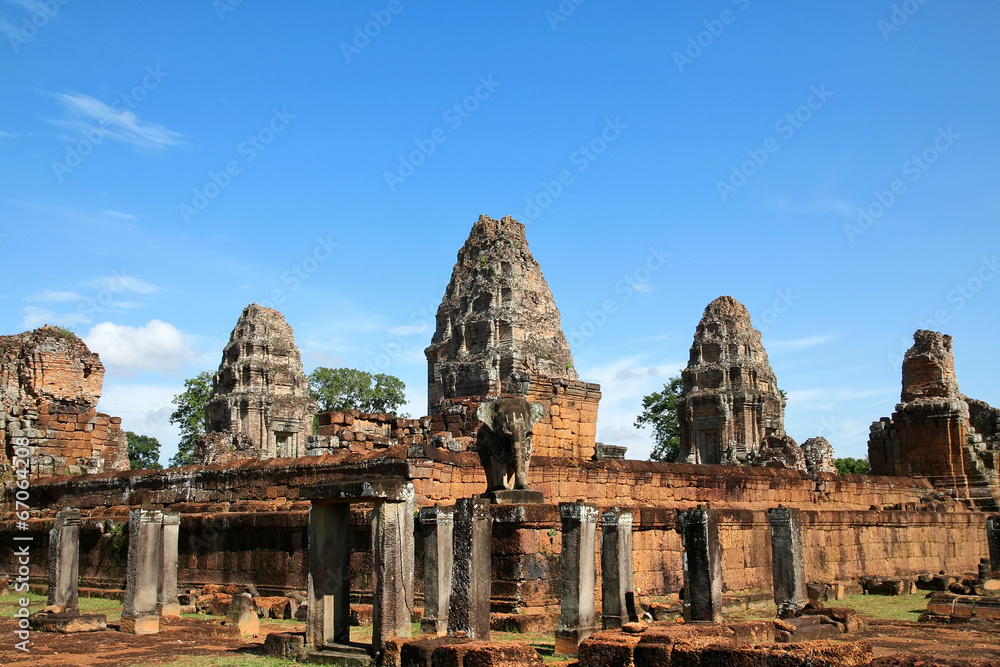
837,593,929,622
0,590,123,621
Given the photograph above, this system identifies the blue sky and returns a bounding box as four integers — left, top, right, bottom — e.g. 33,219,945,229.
1,1,997,464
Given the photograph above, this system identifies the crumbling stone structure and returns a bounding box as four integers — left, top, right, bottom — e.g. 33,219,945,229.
197,304,316,463
426,215,602,459
869,330,1000,510
0,325,129,476
676,297,786,465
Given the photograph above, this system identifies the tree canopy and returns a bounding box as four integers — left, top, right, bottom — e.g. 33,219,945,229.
168,370,213,467
834,457,870,475
635,376,683,463
308,367,407,415
126,431,163,470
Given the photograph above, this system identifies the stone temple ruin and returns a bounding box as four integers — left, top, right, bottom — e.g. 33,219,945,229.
3,214,1000,666
0,326,129,477
195,303,317,464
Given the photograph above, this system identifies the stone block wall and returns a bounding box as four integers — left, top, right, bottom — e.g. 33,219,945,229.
0,326,129,477
315,410,430,454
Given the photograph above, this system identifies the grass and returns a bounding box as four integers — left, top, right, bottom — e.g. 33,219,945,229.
837,593,929,622
0,591,123,621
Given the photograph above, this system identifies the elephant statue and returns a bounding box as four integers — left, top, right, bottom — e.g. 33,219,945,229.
474,397,545,493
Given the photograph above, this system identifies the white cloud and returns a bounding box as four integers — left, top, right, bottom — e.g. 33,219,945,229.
581,355,686,459
0,130,20,142
46,91,184,151
84,320,197,375
766,334,837,351
86,274,159,294
20,305,88,329
102,209,136,220
96,382,183,466
26,288,83,302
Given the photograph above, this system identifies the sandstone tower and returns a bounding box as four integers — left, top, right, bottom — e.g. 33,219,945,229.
0,326,129,476
676,296,786,465
201,304,316,462
869,330,1000,509
425,215,602,459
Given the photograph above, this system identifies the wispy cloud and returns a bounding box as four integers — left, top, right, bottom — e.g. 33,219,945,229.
786,387,896,411
26,288,83,302
102,209,136,220
766,334,837,351
0,130,21,142
20,305,89,329
86,275,159,294
84,319,200,376
389,323,429,336
45,91,184,151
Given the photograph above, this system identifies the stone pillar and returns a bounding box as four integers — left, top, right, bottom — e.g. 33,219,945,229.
47,509,81,615
419,505,454,636
678,507,723,623
555,501,598,656
768,506,807,617
372,498,414,661
158,511,181,618
448,496,492,640
307,501,352,649
601,508,638,630
122,509,164,635
988,516,1000,573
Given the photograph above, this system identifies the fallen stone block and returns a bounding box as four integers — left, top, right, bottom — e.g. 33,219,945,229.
578,630,641,667
224,593,259,637
29,612,107,633
262,632,309,661
196,592,233,616
401,636,471,667
119,614,159,635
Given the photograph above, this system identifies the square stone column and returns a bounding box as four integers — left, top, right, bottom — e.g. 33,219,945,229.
307,501,352,649
48,509,81,615
448,496,492,640
988,516,1000,573
158,511,181,618
601,508,638,630
555,501,599,656
372,498,414,661
768,506,807,617
122,509,164,635
419,505,454,636
678,507,723,624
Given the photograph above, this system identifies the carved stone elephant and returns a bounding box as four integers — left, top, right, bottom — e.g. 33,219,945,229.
474,397,545,492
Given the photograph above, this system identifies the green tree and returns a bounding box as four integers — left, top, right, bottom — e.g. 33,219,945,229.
834,457,870,475
168,371,213,467
635,376,684,463
308,367,406,415
126,431,163,470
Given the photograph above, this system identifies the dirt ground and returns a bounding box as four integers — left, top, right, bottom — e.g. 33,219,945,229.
2,615,1000,666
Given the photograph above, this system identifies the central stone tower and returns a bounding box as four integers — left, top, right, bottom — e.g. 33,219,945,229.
201,303,316,462
676,296,786,465
425,215,601,459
